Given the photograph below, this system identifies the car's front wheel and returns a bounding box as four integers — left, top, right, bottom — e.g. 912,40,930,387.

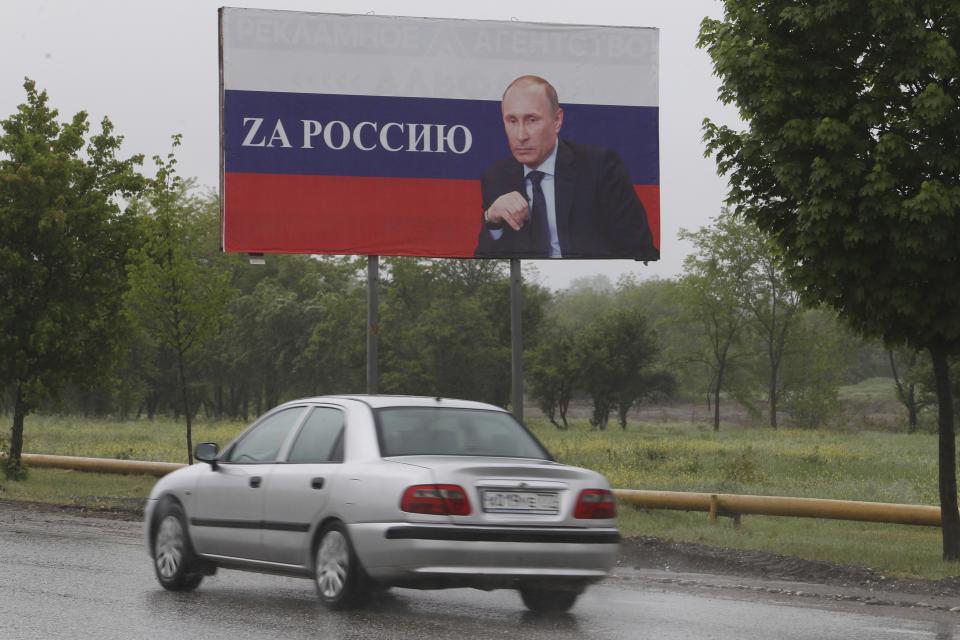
152,501,203,591
313,522,367,609
518,583,583,613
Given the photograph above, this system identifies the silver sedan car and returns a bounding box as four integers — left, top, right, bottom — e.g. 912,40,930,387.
145,395,619,612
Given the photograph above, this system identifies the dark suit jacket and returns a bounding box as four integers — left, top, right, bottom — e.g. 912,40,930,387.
474,139,657,259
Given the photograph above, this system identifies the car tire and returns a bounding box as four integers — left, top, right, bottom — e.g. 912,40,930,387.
152,500,204,591
518,583,582,613
313,522,367,609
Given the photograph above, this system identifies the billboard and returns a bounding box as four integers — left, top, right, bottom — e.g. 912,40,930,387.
220,8,659,260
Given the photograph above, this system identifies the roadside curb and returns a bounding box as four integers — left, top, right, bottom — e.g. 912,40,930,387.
610,567,960,615
0,499,143,520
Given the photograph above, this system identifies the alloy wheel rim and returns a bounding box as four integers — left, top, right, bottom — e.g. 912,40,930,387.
316,530,349,598
155,515,185,579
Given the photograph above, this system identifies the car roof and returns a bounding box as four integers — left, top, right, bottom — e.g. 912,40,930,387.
280,395,507,412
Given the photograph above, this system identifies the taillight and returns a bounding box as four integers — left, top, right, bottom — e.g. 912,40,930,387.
400,484,472,516
574,489,617,519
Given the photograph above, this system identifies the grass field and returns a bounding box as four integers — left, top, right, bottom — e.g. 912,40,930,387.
2,411,958,580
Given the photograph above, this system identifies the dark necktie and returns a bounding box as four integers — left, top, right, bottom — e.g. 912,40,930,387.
527,170,551,257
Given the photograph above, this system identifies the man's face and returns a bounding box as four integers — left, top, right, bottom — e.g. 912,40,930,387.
501,82,563,169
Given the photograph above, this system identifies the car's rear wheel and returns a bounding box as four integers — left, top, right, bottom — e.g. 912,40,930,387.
518,583,583,613
152,501,203,591
313,522,367,609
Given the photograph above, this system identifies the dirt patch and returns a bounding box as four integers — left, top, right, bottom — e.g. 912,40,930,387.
618,535,960,599
0,498,144,521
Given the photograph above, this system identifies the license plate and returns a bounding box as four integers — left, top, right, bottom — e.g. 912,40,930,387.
481,490,559,514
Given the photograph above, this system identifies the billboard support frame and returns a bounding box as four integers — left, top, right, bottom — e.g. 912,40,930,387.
220,9,660,412
510,259,523,422
367,255,380,395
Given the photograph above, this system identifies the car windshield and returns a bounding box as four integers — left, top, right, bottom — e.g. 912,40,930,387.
375,407,551,460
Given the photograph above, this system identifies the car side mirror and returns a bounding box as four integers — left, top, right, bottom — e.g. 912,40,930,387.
195,442,220,470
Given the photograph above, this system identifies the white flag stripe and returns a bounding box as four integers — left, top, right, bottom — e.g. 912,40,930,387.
221,9,658,107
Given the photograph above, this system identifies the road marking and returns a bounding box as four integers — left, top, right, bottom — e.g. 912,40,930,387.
861,627,943,637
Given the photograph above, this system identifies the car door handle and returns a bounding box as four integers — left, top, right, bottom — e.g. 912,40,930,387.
249,476,262,488
311,478,325,490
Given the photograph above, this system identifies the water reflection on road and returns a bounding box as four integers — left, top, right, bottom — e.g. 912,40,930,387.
1,503,958,640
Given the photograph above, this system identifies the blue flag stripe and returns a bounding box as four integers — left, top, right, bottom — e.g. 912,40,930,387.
224,90,659,184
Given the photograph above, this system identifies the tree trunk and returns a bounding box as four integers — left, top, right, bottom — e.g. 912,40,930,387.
890,349,921,433
930,339,960,561
769,374,778,429
6,385,27,478
545,398,560,429
907,386,918,434
591,397,610,431
147,393,157,420
559,392,569,429
713,365,724,432
713,385,721,432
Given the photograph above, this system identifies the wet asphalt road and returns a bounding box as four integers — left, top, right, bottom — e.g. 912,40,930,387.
2,502,959,640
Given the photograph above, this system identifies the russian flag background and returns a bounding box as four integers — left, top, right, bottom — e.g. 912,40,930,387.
221,9,660,259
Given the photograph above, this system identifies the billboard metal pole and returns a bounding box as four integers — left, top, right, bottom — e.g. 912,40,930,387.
510,259,523,422
367,255,380,395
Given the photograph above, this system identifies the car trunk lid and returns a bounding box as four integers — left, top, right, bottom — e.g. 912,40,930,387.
385,455,601,527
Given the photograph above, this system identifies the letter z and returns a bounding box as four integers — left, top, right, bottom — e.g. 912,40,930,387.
242,117,266,147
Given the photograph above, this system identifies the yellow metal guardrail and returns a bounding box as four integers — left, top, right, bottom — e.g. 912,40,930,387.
4,454,948,527
613,489,945,527
19,453,184,478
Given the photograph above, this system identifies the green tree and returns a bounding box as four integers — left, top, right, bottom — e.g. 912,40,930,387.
528,277,617,427
677,214,755,431
227,254,366,409
615,369,675,430
741,224,803,429
613,277,681,333
205,254,365,419
615,277,712,405
281,256,367,398
0,80,144,478
699,2,960,557
909,354,960,433
888,347,933,433
576,305,662,430
780,308,848,428
125,144,233,464
379,259,548,407
527,322,578,429
549,275,617,330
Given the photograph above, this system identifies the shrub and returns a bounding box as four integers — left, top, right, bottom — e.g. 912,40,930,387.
720,446,767,485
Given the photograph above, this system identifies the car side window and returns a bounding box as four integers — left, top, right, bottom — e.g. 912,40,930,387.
287,407,345,464
227,407,305,463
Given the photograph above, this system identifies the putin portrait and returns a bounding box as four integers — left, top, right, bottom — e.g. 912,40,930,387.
474,75,656,260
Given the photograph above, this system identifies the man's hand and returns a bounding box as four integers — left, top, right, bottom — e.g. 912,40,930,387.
485,191,529,231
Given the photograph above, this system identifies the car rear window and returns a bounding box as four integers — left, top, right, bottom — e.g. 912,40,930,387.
375,407,551,460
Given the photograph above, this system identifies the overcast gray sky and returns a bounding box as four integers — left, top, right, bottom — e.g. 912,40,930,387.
1,0,739,290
